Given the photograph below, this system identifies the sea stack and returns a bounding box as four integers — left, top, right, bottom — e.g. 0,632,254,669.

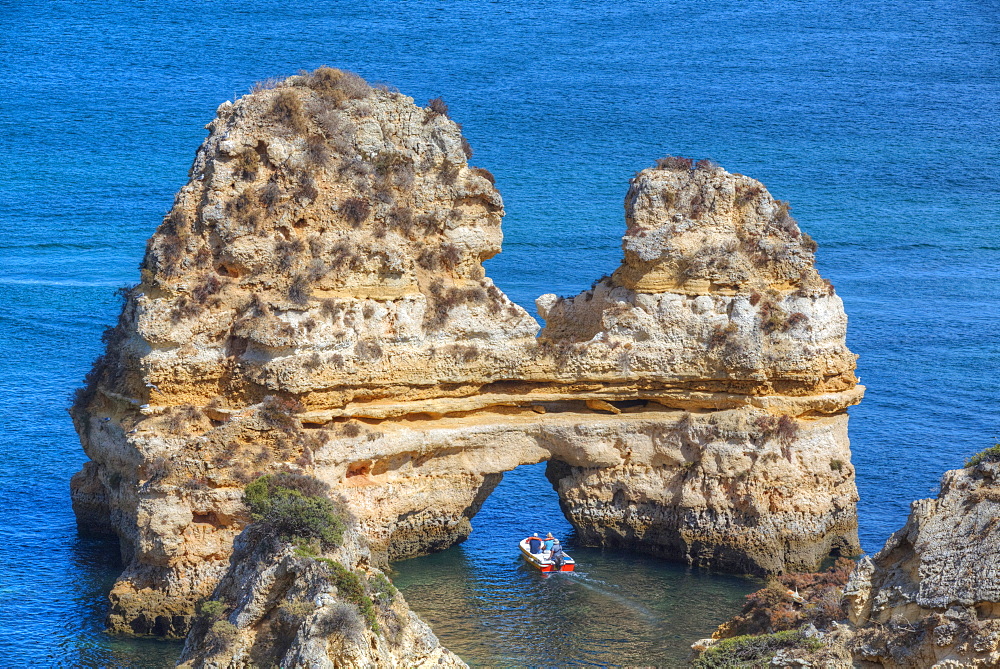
70,68,863,655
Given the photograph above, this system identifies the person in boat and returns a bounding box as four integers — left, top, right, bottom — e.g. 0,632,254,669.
525,533,542,554
550,540,567,568
542,532,555,555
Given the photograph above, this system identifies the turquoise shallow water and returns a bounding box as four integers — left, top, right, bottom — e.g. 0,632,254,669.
1,1,998,665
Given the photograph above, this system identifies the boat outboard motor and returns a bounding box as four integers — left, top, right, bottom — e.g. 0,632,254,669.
551,542,565,568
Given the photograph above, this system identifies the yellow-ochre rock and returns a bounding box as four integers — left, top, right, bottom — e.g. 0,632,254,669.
70,69,863,660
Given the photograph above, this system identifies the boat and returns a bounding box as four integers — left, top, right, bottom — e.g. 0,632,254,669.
519,539,575,572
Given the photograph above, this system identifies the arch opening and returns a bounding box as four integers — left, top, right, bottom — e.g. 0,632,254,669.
390,461,756,666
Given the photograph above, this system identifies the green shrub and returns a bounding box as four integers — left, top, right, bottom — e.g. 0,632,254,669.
244,474,346,548
292,538,320,558
966,443,1000,468
198,599,227,621
206,620,238,654
317,559,379,633
693,630,823,668
369,572,397,601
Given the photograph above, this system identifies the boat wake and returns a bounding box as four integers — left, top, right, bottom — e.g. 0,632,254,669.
559,572,662,624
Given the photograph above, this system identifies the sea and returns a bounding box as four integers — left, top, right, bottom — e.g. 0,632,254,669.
1,1,997,666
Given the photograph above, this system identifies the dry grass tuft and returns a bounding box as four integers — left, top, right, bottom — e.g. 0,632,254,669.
655,156,693,171
427,97,449,117
270,89,309,134
341,197,370,226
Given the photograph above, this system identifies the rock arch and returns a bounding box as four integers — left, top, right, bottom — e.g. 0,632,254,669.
70,71,861,643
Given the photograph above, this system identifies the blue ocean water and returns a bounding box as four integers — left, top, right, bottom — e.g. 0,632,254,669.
1,1,997,665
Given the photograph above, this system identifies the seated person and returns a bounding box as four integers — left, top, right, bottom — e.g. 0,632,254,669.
525,533,542,554
543,532,555,555
550,540,566,567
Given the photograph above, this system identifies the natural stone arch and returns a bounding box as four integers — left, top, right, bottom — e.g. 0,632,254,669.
328,399,858,577
68,70,863,653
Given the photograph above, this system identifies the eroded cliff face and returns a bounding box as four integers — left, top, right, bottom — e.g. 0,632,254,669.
845,460,1000,667
70,69,862,643
176,525,463,668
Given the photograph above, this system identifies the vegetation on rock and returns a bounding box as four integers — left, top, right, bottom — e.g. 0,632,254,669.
316,559,379,633
244,472,346,548
716,558,854,638
966,442,1000,468
693,630,824,668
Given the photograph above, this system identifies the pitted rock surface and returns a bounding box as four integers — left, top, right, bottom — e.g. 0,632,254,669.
70,70,863,648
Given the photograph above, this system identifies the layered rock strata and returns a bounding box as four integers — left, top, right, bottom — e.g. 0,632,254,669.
845,459,1000,667
70,69,862,640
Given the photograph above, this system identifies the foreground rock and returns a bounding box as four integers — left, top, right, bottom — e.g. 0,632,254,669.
690,558,856,667
70,69,862,645
177,525,462,668
845,456,1000,667
690,451,1000,668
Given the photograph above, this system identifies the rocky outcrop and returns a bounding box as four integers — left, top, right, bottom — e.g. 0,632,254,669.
689,558,857,667
70,69,862,643
845,458,1000,667
177,525,463,668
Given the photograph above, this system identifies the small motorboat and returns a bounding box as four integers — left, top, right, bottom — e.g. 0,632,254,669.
519,539,575,572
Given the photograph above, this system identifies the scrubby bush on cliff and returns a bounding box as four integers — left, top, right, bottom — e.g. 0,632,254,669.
297,66,372,104
315,601,366,641
197,599,227,622
427,96,449,117
205,620,238,654
340,196,370,226
233,148,260,181
315,559,379,633
270,89,309,134
717,558,854,639
693,630,824,668
735,183,764,208
966,442,1000,468
244,473,346,549
654,155,693,170
471,166,494,184
258,395,304,433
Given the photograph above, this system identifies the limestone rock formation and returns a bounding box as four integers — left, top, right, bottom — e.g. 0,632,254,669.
177,525,463,668
845,459,1000,667
536,159,860,573
70,68,863,648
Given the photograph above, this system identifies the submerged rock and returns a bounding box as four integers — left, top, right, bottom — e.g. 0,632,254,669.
70,68,863,652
